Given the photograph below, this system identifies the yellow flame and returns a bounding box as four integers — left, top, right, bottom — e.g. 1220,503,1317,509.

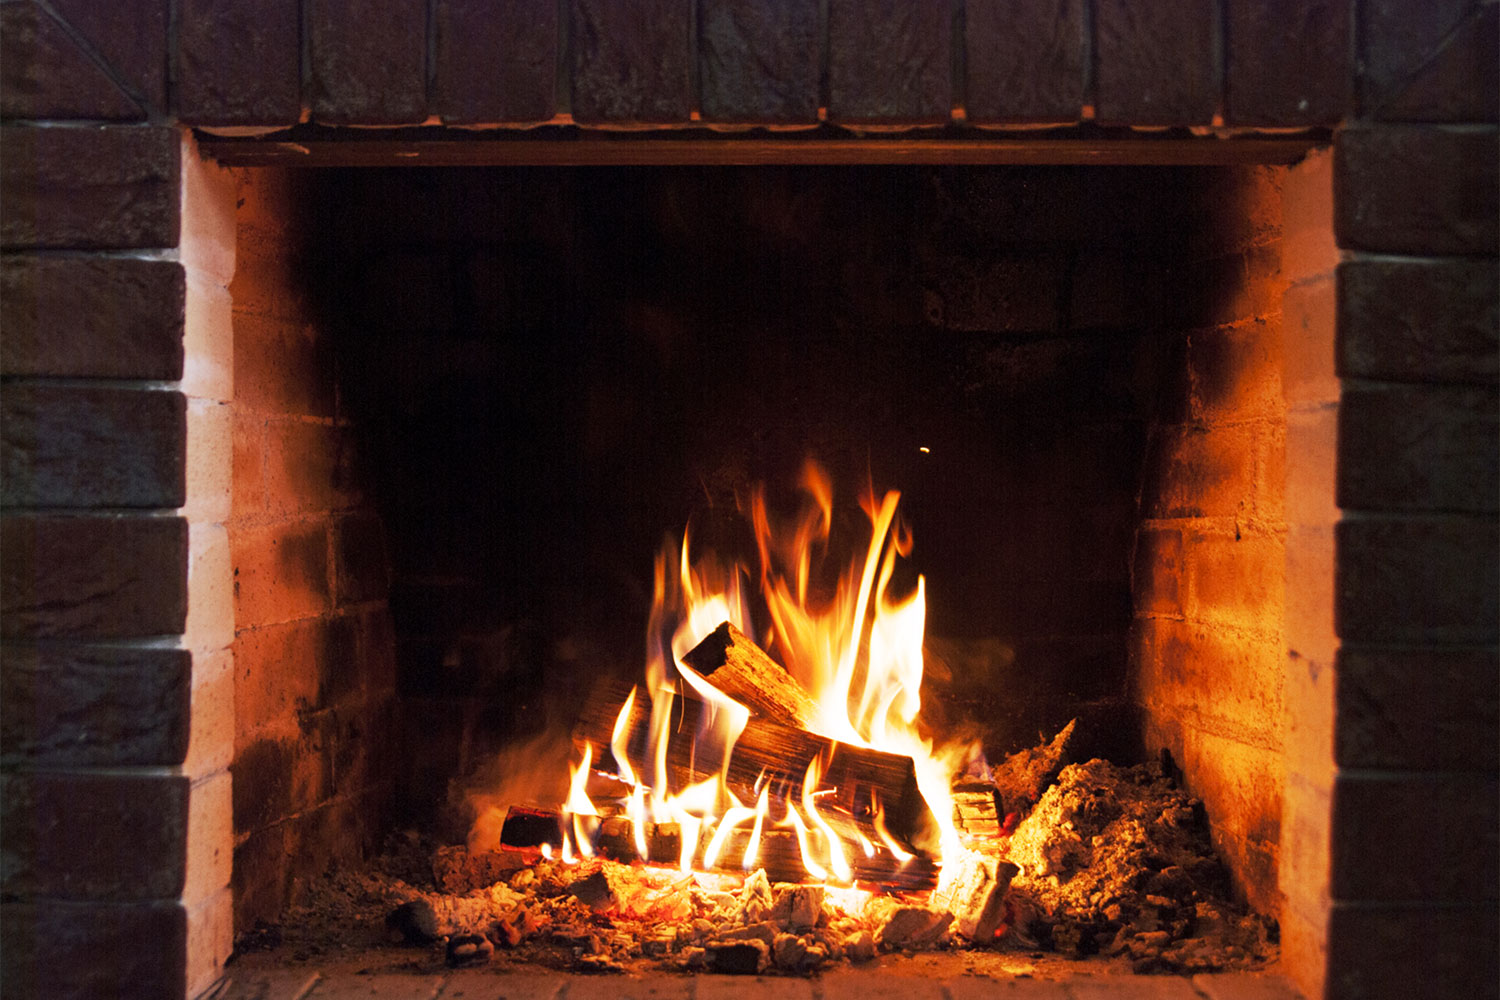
573,460,971,881
801,754,851,882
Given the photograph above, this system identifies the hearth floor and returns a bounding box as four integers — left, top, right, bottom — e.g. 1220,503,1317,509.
214,951,1302,1000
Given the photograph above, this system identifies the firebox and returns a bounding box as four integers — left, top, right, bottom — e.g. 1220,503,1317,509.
220,154,1318,963
4,4,1496,999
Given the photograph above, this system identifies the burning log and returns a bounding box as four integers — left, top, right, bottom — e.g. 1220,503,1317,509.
680,621,819,730
575,679,927,847
498,806,939,891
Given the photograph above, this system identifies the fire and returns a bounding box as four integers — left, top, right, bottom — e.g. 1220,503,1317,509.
557,460,970,883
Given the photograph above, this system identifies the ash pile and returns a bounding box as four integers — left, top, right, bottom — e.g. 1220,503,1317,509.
255,722,1275,977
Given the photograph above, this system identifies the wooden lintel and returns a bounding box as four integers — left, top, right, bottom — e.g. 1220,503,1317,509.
199,135,1324,168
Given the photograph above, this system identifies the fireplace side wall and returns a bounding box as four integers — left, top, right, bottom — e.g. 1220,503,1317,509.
225,169,398,931
1132,167,1288,913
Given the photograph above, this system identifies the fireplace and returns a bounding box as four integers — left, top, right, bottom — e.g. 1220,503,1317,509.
1,3,1496,999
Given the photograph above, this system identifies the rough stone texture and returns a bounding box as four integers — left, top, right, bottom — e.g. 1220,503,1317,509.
1336,516,1500,645
1336,646,1500,771
0,644,190,767
1095,0,1218,125
178,0,301,126
0,385,186,508
1337,256,1499,384
1337,383,1500,512
699,0,820,123
965,0,1085,123
0,0,143,120
1362,0,1499,122
308,0,427,125
1326,902,1499,1000
1,772,189,899
569,0,691,124
827,0,950,123
1332,772,1499,902
49,0,168,115
0,900,187,1000
1335,124,1500,255
1224,0,1351,125
433,0,557,124
230,519,331,627
0,515,187,639
0,125,179,250
0,256,184,379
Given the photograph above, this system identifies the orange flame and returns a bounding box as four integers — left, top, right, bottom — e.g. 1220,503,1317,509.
568,460,970,881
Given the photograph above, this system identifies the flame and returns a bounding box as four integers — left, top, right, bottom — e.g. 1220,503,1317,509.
566,460,970,882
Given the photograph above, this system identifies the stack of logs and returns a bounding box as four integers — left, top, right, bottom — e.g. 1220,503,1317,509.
504,621,942,888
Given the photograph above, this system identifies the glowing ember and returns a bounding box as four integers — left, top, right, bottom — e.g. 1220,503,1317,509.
557,461,975,884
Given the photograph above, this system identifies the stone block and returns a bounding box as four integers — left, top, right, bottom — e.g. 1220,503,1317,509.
0,125,179,250
1325,902,1498,1000
1187,319,1283,422
827,0,950,124
1362,0,1498,122
178,0,301,126
186,522,234,655
231,733,333,835
0,643,190,767
0,256,183,379
1281,148,1338,281
1335,124,1499,255
183,271,234,403
699,0,820,123
50,0,168,115
308,0,427,125
1283,522,1337,668
1140,422,1281,521
0,1,142,120
185,772,232,909
185,888,233,1000
262,419,362,516
922,251,1064,333
568,0,692,124
0,773,189,900
1167,243,1282,330
183,646,234,777
1336,646,1500,772
0,900,186,1000
1285,404,1339,526
1224,0,1350,125
965,0,1085,123
232,312,336,419
1185,526,1284,631
1338,383,1500,513
1336,516,1499,645
232,617,349,741
1133,527,1184,616
229,519,331,628
1134,616,1284,746
1281,277,1339,406
333,512,391,606
184,398,232,524
1337,257,1499,384
0,515,187,639
1095,0,1217,125
433,0,557,124
1331,772,1498,901
0,385,185,508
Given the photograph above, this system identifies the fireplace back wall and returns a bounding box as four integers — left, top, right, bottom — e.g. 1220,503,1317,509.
225,162,1292,921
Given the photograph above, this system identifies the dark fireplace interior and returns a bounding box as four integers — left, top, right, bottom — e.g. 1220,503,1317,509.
226,160,1305,936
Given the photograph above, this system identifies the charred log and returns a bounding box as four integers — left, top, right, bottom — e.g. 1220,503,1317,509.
680,621,819,730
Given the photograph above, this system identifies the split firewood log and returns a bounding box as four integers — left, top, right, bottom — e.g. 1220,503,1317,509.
680,621,820,730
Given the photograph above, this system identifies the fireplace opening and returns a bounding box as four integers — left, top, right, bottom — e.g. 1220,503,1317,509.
221,154,1334,980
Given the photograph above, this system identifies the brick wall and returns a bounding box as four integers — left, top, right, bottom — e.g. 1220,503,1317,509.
226,169,397,930
1132,167,1288,912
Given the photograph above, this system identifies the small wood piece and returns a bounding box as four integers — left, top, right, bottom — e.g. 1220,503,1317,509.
951,782,1001,839
681,621,819,729
990,718,1077,814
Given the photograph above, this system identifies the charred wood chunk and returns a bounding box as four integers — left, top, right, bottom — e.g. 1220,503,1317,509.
681,620,819,729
